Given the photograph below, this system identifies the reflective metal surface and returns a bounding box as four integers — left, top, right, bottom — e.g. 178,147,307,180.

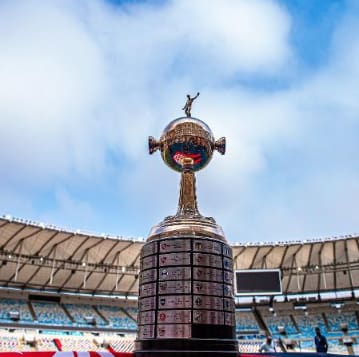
136,112,238,356
159,252,191,266
157,324,191,339
193,310,224,325
138,310,156,325
149,117,225,172
139,282,157,297
157,310,191,324
138,324,155,339
158,295,192,309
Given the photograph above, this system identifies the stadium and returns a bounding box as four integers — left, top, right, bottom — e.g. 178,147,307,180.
1,214,359,355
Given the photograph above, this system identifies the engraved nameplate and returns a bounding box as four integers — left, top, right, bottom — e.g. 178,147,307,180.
223,284,233,297
157,310,191,324
158,280,191,295
138,310,155,325
224,312,236,326
157,324,191,338
193,310,224,325
139,296,156,311
158,295,192,309
222,245,232,257
193,253,222,268
138,324,155,339
159,267,191,281
141,242,158,258
193,295,223,310
159,239,191,253
224,271,233,284
159,252,191,267
139,269,157,284
192,281,224,296
139,282,157,297
223,256,233,271
193,267,223,282
223,297,235,312
193,239,222,254
141,255,157,270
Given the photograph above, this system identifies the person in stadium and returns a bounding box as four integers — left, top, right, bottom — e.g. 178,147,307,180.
259,335,276,353
314,327,328,353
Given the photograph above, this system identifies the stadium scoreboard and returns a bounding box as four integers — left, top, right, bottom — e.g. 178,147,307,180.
234,269,282,295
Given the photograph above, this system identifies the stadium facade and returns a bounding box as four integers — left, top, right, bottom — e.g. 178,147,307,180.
1,215,359,354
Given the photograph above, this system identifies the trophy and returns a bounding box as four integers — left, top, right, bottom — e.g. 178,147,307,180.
135,95,238,357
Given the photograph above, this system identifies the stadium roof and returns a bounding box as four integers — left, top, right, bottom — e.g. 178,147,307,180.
0,216,358,297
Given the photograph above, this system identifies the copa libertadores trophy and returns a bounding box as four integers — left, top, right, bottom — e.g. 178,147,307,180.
135,94,238,357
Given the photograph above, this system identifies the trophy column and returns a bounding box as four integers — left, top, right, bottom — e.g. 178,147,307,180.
135,115,238,357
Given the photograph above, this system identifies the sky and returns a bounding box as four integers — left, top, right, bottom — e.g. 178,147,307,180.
0,0,358,243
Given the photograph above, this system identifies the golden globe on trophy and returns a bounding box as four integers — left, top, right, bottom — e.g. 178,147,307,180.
135,95,238,357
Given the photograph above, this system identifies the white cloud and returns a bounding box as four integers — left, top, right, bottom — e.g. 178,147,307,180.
40,188,97,231
0,0,358,242
0,0,109,185
175,0,291,74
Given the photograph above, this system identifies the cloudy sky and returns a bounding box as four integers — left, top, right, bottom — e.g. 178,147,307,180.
0,0,358,243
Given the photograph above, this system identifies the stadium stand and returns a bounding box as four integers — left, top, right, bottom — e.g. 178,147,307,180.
32,301,72,326
0,334,18,352
236,340,262,353
59,335,98,351
36,336,57,351
325,310,358,331
65,303,106,326
97,305,137,330
1,216,359,354
235,311,260,333
1,296,359,353
264,311,298,336
294,312,328,337
0,299,33,323
123,307,138,322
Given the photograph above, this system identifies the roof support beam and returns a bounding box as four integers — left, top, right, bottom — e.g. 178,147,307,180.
92,242,135,292
249,247,260,269
1,225,28,250
10,228,43,252
344,239,354,293
23,233,74,285
301,243,314,292
87,241,134,289
41,236,92,287
285,245,304,294
261,246,275,269
333,241,337,292
232,247,246,270
317,242,325,292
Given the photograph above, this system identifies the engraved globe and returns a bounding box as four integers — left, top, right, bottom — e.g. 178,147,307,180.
148,117,226,172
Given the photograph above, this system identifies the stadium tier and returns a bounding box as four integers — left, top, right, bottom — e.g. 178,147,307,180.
1,295,359,353
0,297,137,331
1,216,359,354
235,311,260,333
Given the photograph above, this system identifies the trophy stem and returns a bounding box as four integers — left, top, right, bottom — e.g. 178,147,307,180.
176,158,200,217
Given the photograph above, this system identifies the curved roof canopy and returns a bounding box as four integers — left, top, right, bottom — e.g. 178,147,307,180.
0,216,358,296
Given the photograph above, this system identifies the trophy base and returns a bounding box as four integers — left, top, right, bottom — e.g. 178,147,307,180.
135,338,239,357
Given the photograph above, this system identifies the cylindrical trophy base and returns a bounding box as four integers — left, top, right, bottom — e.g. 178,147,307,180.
135,338,239,357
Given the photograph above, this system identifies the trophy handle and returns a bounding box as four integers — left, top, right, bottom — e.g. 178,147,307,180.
148,136,161,154
214,137,226,155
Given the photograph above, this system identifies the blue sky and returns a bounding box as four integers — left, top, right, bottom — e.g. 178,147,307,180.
0,0,358,243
